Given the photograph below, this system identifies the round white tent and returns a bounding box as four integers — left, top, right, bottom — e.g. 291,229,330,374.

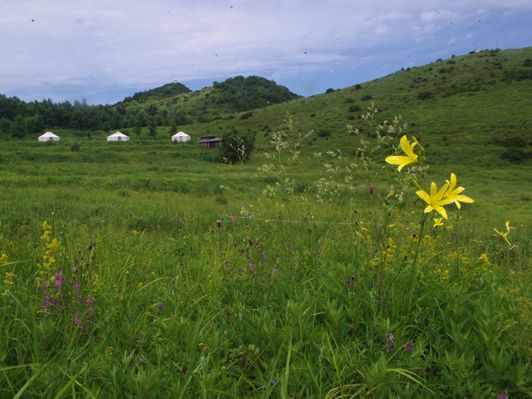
38,132,60,142
171,131,191,142
107,132,129,142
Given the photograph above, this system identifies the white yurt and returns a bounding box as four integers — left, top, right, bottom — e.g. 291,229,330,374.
171,131,191,142
107,132,129,142
38,132,60,142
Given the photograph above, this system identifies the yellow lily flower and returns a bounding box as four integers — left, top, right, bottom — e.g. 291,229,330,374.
416,182,454,219
433,218,444,227
385,135,419,172
493,220,515,247
444,173,474,209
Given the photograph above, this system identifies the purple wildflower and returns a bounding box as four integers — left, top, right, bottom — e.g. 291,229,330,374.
74,314,81,325
405,342,414,352
224,260,232,270
497,392,508,399
74,281,81,290
42,295,53,310
248,262,256,274
86,296,94,306
157,303,164,311
272,378,279,384
54,270,64,291
386,333,396,352
346,274,356,287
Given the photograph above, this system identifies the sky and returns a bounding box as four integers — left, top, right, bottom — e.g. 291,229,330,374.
1,0,531,104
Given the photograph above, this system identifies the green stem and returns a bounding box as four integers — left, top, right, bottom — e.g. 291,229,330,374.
407,212,428,313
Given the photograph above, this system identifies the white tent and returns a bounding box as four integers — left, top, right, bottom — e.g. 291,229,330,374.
38,132,60,142
107,132,129,142
171,131,191,142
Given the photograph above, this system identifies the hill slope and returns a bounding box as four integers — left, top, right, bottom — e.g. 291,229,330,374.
175,47,532,166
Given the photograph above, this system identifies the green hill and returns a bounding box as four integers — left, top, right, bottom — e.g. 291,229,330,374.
173,47,532,167
115,75,300,125
121,82,192,103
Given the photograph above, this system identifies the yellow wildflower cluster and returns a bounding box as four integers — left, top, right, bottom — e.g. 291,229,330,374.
385,136,474,222
0,253,8,265
2,271,16,297
40,220,52,240
36,221,59,285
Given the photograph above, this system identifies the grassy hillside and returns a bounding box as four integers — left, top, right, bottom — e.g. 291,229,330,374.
173,47,532,165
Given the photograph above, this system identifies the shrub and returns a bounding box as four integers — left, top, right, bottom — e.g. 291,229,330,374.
239,112,254,120
361,95,373,101
500,148,530,163
317,129,331,138
347,104,361,112
325,88,335,94
219,133,256,164
354,84,362,90
418,91,433,100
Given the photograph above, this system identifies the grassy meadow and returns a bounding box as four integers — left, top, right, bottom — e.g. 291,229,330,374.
1,48,531,398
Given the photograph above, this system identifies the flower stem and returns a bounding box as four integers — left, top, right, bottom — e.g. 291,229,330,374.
407,212,428,313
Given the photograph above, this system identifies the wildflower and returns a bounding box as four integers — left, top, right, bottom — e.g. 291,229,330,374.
444,173,474,209
248,262,256,274
386,333,396,352
2,272,16,296
385,135,420,171
346,274,356,288
493,221,515,247
54,270,64,291
74,281,81,290
405,342,414,352
230,215,237,223
0,253,8,264
479,253,489,263
259,250,265,261
157,303,164,311
433,218,444,227
272,378,279,384
216,219,222,228
497,392,508,399
416,182,454,219
74,314,81,325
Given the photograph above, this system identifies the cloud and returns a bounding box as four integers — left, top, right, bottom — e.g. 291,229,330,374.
0,0,530,102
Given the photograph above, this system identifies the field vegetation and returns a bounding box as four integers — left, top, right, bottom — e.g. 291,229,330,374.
0,48,531,398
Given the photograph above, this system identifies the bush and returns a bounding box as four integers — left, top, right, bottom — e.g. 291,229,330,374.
500,148,530,163
317,129,331,138
70,143,81,152
239,112,254,120
361,95,372,101
418,91,433,100
347,104,361,112
325,88,336,94
354,84,362,90
219,133,256,164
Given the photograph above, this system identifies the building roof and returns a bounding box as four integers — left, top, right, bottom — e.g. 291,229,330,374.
107,132,128,138
39,131,59,138
199,137,222,143
172,131,190,137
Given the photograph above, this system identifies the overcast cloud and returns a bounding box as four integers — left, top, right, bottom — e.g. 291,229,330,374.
1,0,531,103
